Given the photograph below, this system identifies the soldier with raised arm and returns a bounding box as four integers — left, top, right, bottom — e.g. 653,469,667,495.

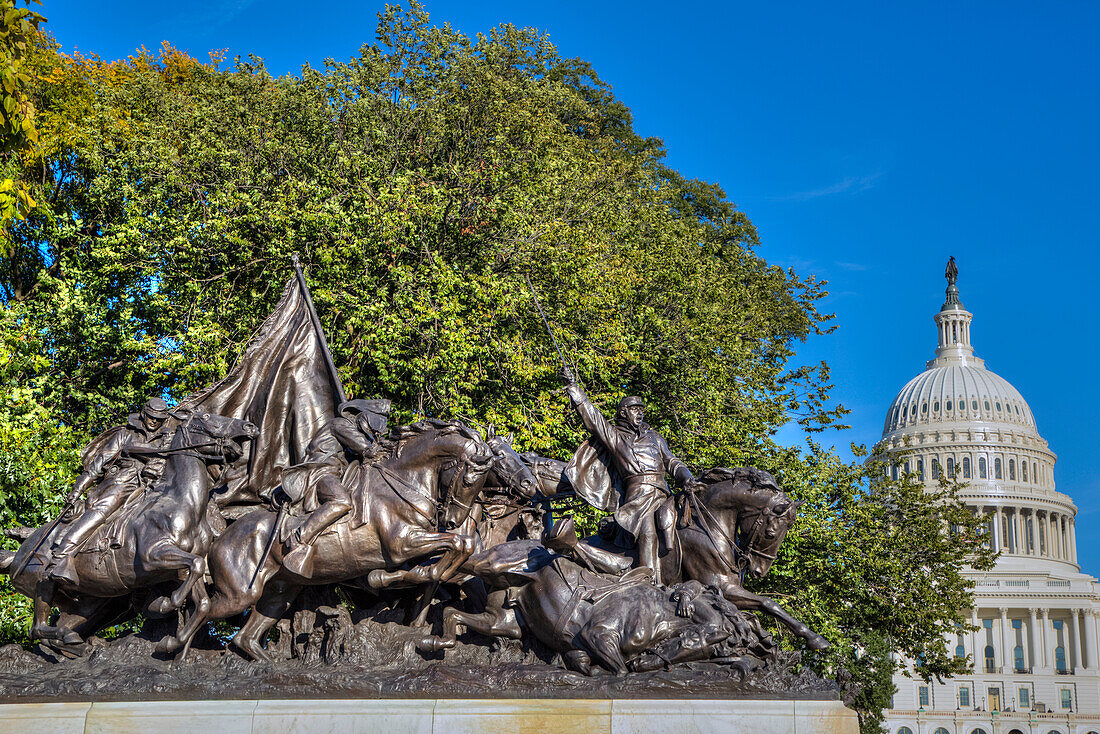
559,367,696,585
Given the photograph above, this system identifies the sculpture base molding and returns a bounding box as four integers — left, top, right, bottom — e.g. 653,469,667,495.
0,697,858,733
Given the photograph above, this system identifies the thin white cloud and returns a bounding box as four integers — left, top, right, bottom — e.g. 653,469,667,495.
173,0,259,32
835,261,868,271
770,172,883,202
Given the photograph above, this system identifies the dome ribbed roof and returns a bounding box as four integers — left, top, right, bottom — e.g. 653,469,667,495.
882,363,1037,436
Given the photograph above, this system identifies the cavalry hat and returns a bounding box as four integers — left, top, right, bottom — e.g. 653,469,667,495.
338,398,392,434
142,397,171,419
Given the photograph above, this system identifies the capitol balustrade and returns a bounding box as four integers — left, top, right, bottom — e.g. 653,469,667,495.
974,579,1075,589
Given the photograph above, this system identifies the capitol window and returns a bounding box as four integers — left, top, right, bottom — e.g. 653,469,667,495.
897,728,914,734
1022,462,1028,482
932,458,941,478
916,459,924,480
979,457,987,478
963,457,971,478
995,458,1003,479
1061,687,1073,710
972,399,978,410
969,729,988,734
947,457,955,478
918,685,930,707
1018,686,1030,708
1009,459,1016,481
984,399,990,410
934,729,950,734
934,401,940,411
959,686,970,707
946,400,952,411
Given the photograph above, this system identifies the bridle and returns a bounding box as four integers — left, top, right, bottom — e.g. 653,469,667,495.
685,483,784,579
129,415,241,463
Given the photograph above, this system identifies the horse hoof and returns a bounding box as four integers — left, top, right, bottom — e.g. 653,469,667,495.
807,635,831,651
417,636,455,653
148,598,174,616
156,637,181,655
61,630,83,646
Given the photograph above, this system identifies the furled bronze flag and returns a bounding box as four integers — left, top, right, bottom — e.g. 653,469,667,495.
176,278,339,507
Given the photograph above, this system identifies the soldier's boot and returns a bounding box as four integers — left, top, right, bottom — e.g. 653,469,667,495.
47,509,108,584
655,500,677,551
283,501,351,577
638,527,663,587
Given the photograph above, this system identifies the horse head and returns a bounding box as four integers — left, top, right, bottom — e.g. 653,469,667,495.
484,427,538,500
171,410,259,466
728,468,800,579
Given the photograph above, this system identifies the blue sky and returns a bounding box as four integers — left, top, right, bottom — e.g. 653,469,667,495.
43,2,1100,568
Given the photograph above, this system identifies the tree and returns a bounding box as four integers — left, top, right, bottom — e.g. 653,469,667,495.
0,0,43,229
0,5,989,728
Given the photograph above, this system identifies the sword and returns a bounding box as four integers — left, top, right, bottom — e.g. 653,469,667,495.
10,497,78,580
249,499,288,591
524,273,570,374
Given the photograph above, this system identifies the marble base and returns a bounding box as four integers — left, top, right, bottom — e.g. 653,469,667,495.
0,698,857,733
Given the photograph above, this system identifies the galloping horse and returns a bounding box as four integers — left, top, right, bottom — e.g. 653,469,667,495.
161,420,536,660
0,410,258,654
654,467,828,651
481,462,829,652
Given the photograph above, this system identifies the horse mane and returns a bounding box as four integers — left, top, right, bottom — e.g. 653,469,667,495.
386,418,486,456
697,466,781,493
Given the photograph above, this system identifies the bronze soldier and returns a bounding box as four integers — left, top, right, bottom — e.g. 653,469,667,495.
559,368,696,585
280,398,392,576
48,397,175,583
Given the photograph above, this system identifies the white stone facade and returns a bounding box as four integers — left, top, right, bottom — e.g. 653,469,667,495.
879,271,1100,734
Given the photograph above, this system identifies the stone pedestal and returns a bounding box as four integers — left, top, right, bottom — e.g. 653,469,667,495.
0,697,858,733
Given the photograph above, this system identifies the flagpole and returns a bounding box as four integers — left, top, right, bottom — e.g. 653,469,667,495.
291,254,347,405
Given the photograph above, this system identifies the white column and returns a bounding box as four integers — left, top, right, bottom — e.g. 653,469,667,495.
1052,513,1061,559
1070,518,1078,563
1071,607,1083,670
993,507,1003,552
1086,610,1098,670
971,608,980,672
1039,510,1047,556
1000,608,1011,673
1040,608,1050,668
1063,516,1070,558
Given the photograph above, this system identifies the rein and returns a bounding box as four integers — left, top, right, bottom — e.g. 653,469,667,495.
684,483,777,579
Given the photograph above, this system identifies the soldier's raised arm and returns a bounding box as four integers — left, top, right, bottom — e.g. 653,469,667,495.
560,367,621,453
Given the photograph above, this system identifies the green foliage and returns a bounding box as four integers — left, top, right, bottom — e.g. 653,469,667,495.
0,5,991,725
0,306,81,643
0,0,43,227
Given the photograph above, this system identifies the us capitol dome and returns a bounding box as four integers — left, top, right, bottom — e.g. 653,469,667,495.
881,260,1100,734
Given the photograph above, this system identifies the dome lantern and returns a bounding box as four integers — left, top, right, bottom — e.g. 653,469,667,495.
927,256,982,369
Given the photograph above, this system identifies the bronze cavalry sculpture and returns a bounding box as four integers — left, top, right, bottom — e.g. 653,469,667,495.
0,262,829,677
